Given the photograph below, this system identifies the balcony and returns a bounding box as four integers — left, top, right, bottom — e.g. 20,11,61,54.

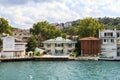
55,47,63,50
101,36,115,38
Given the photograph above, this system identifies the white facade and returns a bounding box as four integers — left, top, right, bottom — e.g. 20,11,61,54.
64,22,72,27
42,37,77,56
99,29,117,57
3,36,15,51
1,36,26,58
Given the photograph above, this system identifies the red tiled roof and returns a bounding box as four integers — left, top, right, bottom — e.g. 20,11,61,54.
13,35,22,39
80,37,100,40
13,29,30,34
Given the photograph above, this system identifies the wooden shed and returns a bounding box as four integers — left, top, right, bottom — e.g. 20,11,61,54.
80,37,101,56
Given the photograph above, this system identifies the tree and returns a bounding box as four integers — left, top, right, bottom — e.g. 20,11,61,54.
67,26,78,36
30,21,62,42
61,33,67,38
98,17,114,25
0,18,13,35
26,35,39,52
98,17,120,29
78,17,104,37
72,19,80,27
61,26,78,37
116,23,120,30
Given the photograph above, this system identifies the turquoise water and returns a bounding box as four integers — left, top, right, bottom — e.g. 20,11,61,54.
0,61,120,80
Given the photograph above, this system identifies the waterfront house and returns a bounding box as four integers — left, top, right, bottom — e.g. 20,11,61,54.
0,36,26,58
13,29,31,42
42,37,77,56
99,29,117,57
80,37,101,56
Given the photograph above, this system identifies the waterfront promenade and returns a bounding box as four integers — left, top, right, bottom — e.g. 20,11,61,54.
1,56,120,62
0,55,99,62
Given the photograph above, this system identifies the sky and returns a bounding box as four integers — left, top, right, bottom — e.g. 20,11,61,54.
0,0,120,29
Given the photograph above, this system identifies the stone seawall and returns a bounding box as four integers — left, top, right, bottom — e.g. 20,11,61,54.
0,57,69,62
0,56,99,62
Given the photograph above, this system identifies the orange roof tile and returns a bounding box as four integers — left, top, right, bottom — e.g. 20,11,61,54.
13,35,22,39
80,37,100,40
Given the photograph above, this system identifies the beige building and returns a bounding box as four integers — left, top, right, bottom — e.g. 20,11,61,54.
42,37,77,56
13,29,31,42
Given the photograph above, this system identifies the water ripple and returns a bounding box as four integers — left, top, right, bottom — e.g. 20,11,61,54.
0,61,120,80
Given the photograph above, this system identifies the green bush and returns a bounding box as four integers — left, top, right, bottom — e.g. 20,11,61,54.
70,52,78,57
34,51,43,56
70,48,80,57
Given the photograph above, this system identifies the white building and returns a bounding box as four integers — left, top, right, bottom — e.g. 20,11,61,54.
52,23,64,29
64,22,72,27
99,29,117,57
1,36,26,58
42,37,77,56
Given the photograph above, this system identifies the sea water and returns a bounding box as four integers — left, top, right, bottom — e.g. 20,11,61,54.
0,61,120,80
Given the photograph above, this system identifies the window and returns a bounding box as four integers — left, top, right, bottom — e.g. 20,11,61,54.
117,33,120,37
47,44,51,48
104,33,107,36
58,44,61,47
55,50,63,53
111,33,113,36
111,39,114,43
47,50,51,53
117,52,120,56
104,33,113,37
104,39,106,42
68,50,72,53
117,47,120,50
112,48,116,50
68,43,72,48
55,43,63,47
